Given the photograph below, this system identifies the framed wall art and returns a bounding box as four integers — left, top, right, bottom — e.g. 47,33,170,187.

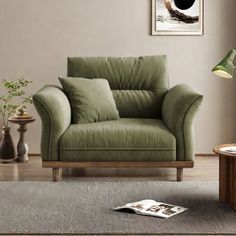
152,0,204,35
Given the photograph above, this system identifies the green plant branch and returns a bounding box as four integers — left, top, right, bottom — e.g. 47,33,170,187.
0,78,33,128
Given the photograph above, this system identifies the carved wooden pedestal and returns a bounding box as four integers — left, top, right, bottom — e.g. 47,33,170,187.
8,117,35,162
214,144,236,211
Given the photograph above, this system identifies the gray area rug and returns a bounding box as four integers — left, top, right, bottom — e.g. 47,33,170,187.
0,181,236,235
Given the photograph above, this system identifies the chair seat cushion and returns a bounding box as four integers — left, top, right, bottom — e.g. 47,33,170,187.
59,118,176,162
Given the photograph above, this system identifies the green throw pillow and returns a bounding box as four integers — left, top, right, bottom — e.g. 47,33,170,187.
59,77,120,124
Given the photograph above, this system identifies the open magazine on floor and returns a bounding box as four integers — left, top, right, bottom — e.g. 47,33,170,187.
113,199,187,219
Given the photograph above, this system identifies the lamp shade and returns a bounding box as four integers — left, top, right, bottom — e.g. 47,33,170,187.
212,49,236,79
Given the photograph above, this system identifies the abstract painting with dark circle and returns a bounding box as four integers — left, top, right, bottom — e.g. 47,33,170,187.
152,0,203,35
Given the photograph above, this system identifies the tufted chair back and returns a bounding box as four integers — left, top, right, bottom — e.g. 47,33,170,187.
67,56,169,118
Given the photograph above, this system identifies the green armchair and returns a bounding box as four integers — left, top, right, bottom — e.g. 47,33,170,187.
33,56,203,181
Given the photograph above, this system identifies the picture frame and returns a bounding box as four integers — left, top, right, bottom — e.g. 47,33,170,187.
152,0,204,36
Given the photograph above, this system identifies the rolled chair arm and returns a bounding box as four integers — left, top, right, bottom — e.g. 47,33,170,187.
162,84,203,161
33,85,71,161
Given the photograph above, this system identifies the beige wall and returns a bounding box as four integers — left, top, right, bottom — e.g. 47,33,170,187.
0,0,236,154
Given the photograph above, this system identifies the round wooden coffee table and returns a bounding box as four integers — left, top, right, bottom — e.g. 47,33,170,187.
213,144,236,210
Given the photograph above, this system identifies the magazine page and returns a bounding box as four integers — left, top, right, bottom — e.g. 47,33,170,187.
114,199,187,219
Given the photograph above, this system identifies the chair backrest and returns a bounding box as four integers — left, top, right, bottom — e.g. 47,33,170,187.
67,56,169,118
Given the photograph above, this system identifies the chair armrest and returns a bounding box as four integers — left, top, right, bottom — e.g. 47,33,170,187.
33,85,71,161
162,84,203,161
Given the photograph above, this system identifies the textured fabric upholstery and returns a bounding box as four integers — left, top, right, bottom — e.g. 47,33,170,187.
33,85,71,161
67,56,169,118
59,118,176,162
162,84,203,161
59,77,119,123
33,56,203,163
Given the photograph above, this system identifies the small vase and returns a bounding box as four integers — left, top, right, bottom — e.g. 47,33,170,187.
0,127,16,163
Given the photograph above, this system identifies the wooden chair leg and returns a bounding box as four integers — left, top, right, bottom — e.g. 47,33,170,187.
177,168,183,182
52,168,60,182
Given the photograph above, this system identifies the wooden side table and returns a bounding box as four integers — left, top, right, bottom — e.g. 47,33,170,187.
8,117,35,162
213,144,236,211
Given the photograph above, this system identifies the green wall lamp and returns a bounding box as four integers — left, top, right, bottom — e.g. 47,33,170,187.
212,49,236,79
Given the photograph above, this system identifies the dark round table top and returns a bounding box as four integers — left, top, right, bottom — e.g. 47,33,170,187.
8,117,35,125
213,144,236,158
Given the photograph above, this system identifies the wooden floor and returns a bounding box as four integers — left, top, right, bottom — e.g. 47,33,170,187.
0,155,218,181
0,156,225,236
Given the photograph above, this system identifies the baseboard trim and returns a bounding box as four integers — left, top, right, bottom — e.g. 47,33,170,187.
195,153,218,157
28,153,41,156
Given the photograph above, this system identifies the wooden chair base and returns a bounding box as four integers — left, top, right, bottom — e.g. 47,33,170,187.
44,161,193,182
52,168,60,182
177,168,183,181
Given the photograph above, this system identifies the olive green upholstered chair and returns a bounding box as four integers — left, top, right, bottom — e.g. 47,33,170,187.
33,56,203,181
